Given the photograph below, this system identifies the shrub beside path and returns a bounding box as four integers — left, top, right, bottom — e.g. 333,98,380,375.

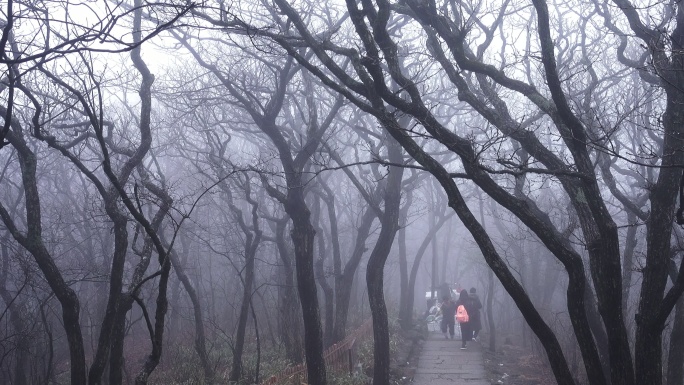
411,332,489,385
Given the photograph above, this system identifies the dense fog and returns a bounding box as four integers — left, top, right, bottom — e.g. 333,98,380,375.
1,0,683,384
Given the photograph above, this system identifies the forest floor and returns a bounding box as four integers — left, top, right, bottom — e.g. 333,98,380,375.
389,327,424,384
482,341,558,385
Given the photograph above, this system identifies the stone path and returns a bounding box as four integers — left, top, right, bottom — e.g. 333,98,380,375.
411,331,489,385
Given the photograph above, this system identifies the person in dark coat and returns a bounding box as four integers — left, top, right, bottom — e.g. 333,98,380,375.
438,282,452,301
469,287,483,341
456,289,473,349
439,296,457,339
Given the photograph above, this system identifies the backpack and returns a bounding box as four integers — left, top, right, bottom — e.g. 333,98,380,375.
456,304,469,323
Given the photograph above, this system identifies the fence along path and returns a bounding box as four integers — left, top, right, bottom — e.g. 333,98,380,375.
260,318,373,385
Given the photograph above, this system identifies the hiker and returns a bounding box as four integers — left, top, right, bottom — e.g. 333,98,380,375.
456,289,473,349
439,295,457,339
469,287,484,341
438,282,452,300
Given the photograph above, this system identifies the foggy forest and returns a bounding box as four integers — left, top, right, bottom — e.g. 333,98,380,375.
1,0,684,384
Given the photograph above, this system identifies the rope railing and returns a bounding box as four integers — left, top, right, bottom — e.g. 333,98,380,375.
260,318,373,384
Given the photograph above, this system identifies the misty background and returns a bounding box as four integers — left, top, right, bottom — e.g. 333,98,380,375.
0,0,682,384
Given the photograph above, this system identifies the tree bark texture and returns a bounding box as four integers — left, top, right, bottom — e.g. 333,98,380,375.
287,193,326,385
229,193,262,383
366,135,404,385
275,218,304,362
333,208,375,343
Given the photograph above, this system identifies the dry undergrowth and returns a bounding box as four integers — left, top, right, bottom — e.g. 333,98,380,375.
483,342,558,385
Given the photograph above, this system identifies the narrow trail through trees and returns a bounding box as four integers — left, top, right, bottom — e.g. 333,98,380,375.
412,332,489,385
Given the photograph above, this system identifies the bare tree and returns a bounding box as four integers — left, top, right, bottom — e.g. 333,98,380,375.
174,28,347,382
0,2,191,383
207,0,684,383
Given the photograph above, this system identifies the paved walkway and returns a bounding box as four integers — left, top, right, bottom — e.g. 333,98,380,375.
412,331,489,385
